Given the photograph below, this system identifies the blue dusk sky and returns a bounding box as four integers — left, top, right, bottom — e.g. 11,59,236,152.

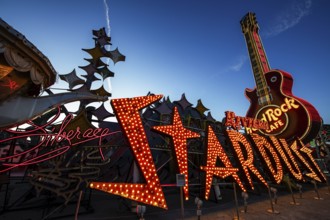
1,0,330,124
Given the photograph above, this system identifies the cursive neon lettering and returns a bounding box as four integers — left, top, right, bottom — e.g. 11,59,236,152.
0,108,119,173
66,129,76,140
83,128,94,138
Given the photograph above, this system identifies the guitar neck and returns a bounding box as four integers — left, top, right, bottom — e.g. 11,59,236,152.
241,12,272,105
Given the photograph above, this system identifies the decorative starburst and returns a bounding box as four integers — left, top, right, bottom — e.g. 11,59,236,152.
152,107,200,200
59,69,85,90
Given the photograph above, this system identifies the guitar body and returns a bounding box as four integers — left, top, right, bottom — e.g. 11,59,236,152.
245,69,321,143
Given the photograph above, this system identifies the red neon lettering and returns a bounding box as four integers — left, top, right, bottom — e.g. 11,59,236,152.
225,111,268,131
83,128,94,139
226,130,268,189
90,95,167,209
296,138,326,182
66,129,76,140
290,139,322,182
1,78,19,91
249,134,283,184
200,126,244,199
269,136,303,181
75,127,82,140
0,107,117,173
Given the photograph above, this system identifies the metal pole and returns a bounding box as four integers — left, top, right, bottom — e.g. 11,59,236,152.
312,180,322,200
241,192,248,213
268,186,274,212
197,207,201,220
75,190,83,220
267,186,279,214
180,186,184,219
233,183,240,220
296,184,302,199
287,181,299,205
325,176,330,194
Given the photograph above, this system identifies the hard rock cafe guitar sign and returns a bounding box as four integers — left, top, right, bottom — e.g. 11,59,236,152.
240,12,321,144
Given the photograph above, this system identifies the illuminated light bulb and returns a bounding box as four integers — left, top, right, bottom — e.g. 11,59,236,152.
249,133,283,184
200,126,244,200
226,130,268,189
152,107,200,200
270,136,303,181
292,138,325,182
90,95,167,209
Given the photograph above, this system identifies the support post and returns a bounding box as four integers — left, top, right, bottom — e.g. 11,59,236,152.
312,180,323,200
74,190,83,220
241,192,248,213
267,186,279,214
180,186,184,220
296,184,302,199
233,182,240,220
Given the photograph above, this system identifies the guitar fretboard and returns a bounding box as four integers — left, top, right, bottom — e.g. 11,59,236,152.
241,12,272,105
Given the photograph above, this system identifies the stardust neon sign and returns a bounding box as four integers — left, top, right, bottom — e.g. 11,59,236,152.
89,94,326,209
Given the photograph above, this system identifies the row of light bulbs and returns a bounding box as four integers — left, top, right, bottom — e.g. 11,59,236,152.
90,95,326,209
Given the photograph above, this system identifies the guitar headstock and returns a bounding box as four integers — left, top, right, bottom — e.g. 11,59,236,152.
240,12,259,33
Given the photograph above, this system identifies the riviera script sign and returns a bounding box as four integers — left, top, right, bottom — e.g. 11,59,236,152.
0,107,117,173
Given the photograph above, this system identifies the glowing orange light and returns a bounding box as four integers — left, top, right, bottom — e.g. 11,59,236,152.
152,107,200,200
200,126,244,200
295,138,326,182
226,130,268,189
269,136,303,181
249,133,283,184
287,139,320,182
90,95,167,209
225,111,269,131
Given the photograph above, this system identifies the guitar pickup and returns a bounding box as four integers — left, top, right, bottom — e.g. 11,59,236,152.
258,94,273,105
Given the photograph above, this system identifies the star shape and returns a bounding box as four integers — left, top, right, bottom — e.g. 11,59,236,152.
152,106,200,200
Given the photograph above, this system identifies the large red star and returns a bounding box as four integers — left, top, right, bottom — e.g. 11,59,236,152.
152,107,200,200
